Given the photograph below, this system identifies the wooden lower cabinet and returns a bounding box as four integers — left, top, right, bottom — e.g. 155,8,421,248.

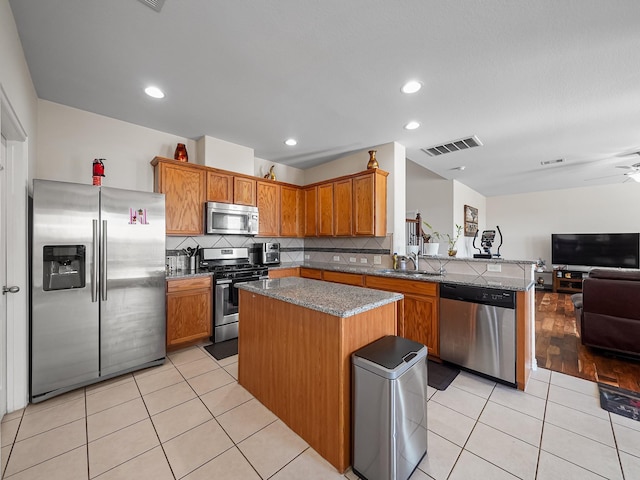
322,270,364,286
364,275,439,357
268,267,300,279
300,267,323,280
238,289,397,472
402,294,439,357
166,276,212,349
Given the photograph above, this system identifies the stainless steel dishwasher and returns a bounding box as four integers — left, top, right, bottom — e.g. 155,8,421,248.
439,283,516,386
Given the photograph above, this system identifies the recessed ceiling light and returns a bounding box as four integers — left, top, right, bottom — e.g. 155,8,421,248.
401,80,422,94
144,86,164,99
284,138,297,146
404,121,420,130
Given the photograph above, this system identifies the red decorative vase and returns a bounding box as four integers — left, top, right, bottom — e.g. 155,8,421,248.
174,143,188,162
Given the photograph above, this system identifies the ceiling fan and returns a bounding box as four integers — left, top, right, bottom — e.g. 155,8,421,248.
614,160,640,182
585,152,640,183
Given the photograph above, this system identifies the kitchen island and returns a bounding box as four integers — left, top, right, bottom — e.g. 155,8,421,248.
237,277,403,473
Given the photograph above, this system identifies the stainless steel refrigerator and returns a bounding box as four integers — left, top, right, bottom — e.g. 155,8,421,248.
30,179,166,403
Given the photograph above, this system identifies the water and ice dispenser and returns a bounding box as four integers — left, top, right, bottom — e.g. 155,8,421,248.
42,245,86,291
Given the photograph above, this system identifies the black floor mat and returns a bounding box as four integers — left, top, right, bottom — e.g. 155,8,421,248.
204,339,238,361
428,360,460,390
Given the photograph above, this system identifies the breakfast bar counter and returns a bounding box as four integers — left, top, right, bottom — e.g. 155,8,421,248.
237,278,402,473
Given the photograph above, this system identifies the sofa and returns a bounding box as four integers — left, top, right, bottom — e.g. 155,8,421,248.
576,268,640,357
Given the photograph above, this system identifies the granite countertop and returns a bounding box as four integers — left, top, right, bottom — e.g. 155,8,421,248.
237,277,403,318
165,271,213,280
272,262,534,291
167,261,534,291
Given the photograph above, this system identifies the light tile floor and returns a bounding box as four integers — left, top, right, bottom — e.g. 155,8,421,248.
1,345,639,479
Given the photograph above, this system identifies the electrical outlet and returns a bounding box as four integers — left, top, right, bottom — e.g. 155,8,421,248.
487,263,501,272
373,255,382,265
360,257,368,264
304,254,310,260
333,256,340,262
349,257,357,263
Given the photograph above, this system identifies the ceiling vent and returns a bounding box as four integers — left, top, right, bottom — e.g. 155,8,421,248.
137,0,166,12
540,158,565,166
422,135,483,157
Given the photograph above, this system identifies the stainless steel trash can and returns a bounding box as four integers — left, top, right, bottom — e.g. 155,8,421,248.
352,335,428,480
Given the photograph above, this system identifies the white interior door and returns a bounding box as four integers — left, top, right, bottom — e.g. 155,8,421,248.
0,135,7,416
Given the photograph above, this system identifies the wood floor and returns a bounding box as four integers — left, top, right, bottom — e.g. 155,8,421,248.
535,290,640,393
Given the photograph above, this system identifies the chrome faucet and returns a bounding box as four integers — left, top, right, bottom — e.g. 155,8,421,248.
407,252,420,271
436,257,446,275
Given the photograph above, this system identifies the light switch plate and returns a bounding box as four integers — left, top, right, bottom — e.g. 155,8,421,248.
373,255,382,265
333,256,340,262
487,263,501,272
304,254,310,260
360,258,368,264
349,257,357,263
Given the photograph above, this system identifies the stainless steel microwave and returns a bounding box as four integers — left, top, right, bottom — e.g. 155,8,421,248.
205,202,259,235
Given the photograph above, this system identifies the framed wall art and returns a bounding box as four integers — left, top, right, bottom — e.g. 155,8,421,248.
464,205,478,237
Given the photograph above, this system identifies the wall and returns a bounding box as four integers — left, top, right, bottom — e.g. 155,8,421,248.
37,100,196,191
254,156,304,185
196,135,253,175
487,182,640,264
452,180,486,258
1,0,40,411
405,159,453,256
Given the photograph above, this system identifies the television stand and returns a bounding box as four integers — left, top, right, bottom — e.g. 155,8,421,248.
553,269,586,293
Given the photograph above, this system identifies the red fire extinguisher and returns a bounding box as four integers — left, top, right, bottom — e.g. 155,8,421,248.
93,159,105,186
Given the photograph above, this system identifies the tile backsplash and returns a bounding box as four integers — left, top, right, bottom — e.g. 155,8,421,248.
166,234,392,265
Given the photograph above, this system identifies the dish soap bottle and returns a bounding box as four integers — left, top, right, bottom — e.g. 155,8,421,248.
393,253,398,270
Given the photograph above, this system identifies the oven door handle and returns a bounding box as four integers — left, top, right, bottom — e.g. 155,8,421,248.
231,276,263,287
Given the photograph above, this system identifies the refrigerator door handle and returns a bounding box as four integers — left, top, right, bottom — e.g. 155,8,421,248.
101,219,107,301
92,219,98,302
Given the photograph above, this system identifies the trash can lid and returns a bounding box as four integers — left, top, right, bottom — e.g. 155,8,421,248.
353,335,427,377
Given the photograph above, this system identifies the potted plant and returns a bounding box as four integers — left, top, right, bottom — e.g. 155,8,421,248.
421,221,442,256
446,224,463,256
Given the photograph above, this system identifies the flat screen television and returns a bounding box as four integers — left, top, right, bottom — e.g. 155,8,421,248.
551,233,640,269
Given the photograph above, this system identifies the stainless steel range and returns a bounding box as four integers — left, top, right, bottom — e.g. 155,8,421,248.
199,247,268,343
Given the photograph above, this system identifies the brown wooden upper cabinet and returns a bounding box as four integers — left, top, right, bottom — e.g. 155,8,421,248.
152,157,206,236
256,181,280,237
234,176,256,206
317,183,334,237
206,170,234,203
303,186,318,237
333,178,353,236
152,156,387,238
353,169,388,236
280,185,301,237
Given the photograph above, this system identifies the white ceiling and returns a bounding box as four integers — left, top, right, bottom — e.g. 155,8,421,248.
9,0,640,196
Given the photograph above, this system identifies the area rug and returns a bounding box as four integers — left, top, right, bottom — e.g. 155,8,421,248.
204,339,238,361
598,383,640,421
428,360,460,391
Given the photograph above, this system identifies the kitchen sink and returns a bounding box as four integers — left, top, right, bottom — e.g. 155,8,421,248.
374,269,442,277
